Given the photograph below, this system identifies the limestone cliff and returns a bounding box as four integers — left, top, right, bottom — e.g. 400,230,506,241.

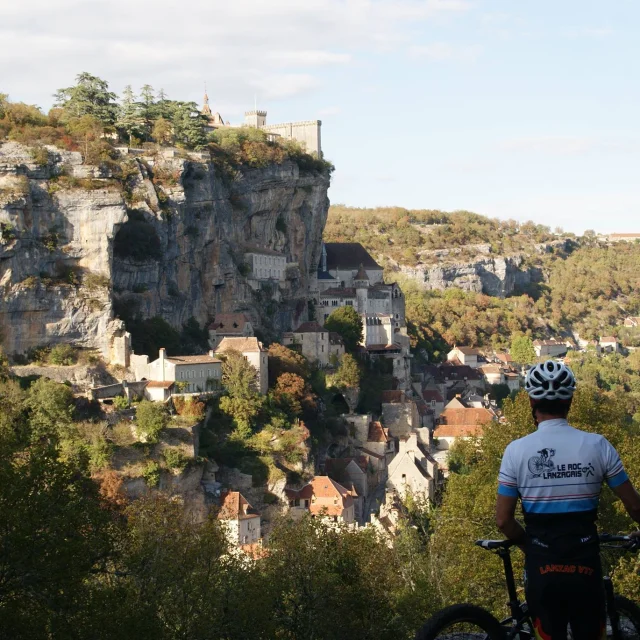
0,142,330,356
395,254,535,298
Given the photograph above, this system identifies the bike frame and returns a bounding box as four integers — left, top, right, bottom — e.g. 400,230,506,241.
492,535,634,640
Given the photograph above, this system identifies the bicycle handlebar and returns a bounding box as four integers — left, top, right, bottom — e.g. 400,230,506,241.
475,534,638,552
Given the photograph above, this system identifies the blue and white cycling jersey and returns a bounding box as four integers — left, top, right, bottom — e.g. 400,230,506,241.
498,418,628,553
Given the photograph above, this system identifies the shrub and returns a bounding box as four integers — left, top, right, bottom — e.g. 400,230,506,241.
141,461,161,487
163,447,189,472
83,272,111,289
109,421,136,446
29,145,50,167
49,343,77,366
113,395,129,410
136,400,168,443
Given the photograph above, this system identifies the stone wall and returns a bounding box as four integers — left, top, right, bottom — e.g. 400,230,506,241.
262,121,322,157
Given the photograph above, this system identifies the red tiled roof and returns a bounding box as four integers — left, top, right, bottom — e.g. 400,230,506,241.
294,321,328,333
496,353,513,364
146,380,175,389
422,389,444,403
434,424,483,438
217,491,259,520
216,337,265,353
208,313,251,333
600,336,617,343
367,420,389,443
452,346,480,356
286,476,354,516
440,407,494,426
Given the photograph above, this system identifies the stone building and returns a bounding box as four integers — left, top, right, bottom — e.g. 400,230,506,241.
533,339,568,358
282,321,331,366
285,476,356,525
245,247,287,282
447,346,481,368
216,336,269,395
132,348,222,394
217,491,261,546
244,111,322,157
387,433,438,503
208,313,254,350
381,390,420,438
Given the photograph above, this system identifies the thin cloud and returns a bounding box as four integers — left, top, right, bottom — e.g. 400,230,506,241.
0,0,472,111
409,42,483,62
502,136,640,156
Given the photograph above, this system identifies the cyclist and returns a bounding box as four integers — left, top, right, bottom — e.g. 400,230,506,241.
496,360,640,639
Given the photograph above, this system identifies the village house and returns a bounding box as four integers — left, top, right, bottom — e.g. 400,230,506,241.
504,371,521,393
599,336,620,354
447,346,481,368
131,348,222,396
324,457,369,521
433,406,495,452
624,317,640,328
328,332,346,362
387,433,438,502
217,490,261,546
286,476,356,525
421,389,445,419
282,321,331,366
208,313,254,350
533,339,568,358
215,336,269,395
381,390,420,438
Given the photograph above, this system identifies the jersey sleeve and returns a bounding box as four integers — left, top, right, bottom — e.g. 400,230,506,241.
601,437,628,488
498,443,519,497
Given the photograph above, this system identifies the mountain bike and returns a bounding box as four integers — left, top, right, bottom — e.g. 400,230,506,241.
415,534,640,639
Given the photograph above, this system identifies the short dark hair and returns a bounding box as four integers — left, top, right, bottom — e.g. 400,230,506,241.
532,398,572,418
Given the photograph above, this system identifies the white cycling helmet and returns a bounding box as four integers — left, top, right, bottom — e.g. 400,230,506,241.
525,360,576,401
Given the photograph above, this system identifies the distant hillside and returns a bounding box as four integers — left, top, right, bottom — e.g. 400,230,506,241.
326,206,640,354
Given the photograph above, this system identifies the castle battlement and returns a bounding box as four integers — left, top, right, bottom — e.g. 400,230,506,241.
264,120,322,128
245,110,268,117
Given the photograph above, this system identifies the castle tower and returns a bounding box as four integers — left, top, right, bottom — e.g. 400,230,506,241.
245,110,267,128
202,85,212,117
355,263,369,314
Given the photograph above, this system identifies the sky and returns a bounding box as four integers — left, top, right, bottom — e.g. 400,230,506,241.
1,0,638,234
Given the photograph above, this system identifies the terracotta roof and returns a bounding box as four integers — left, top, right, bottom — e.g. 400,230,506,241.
366,344,401,352
452,346,480,356
381,390,405,404
286,476,354,516
440,364,483,381
217,491,259,520
216,337,264,353
324,243,382,271
146,380,174,389
294,321,328,334
422,389,444,403
167,355,221,365
600,336,618,343
320,287,356,298
440,407,494,426
208,313,251,334
367,420,389,443
434,424,484,438
495,353,513,364
609,233,640,238
479,364,503,375
533,339,565,346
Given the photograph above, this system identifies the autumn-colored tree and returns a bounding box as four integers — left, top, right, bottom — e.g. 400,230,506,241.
267,342,309,386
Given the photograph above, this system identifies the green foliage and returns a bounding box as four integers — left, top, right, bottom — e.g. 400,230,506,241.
29,145,49,166
510,335,536,364
162,447,189,471
325,206,558,266
112,395,129,411
141,460,161,487
330,353,361,390
324,305,363,352
135,400,167,443
54,72,118,125
48,343,77,366
268,342,309,386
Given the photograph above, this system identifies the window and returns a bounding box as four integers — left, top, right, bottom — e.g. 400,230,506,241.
332,300,338,307
321,345,324,352
401,474,407,483
346,300,353,305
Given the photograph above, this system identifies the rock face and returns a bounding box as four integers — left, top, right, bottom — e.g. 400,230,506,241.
398,254,534,298
0,142,330,356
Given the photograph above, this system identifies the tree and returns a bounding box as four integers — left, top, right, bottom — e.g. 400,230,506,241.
26,378,75,442
218,350,264,437
267,342,309,386
66,114,106,163
510,335,536,364
115,85,144,145
171,102,207,149
151,117,173,146
135,400,167,443
274,372,307,416
138,84,156,138
324,305,363,352
332,353,361,390
54,72,118,125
